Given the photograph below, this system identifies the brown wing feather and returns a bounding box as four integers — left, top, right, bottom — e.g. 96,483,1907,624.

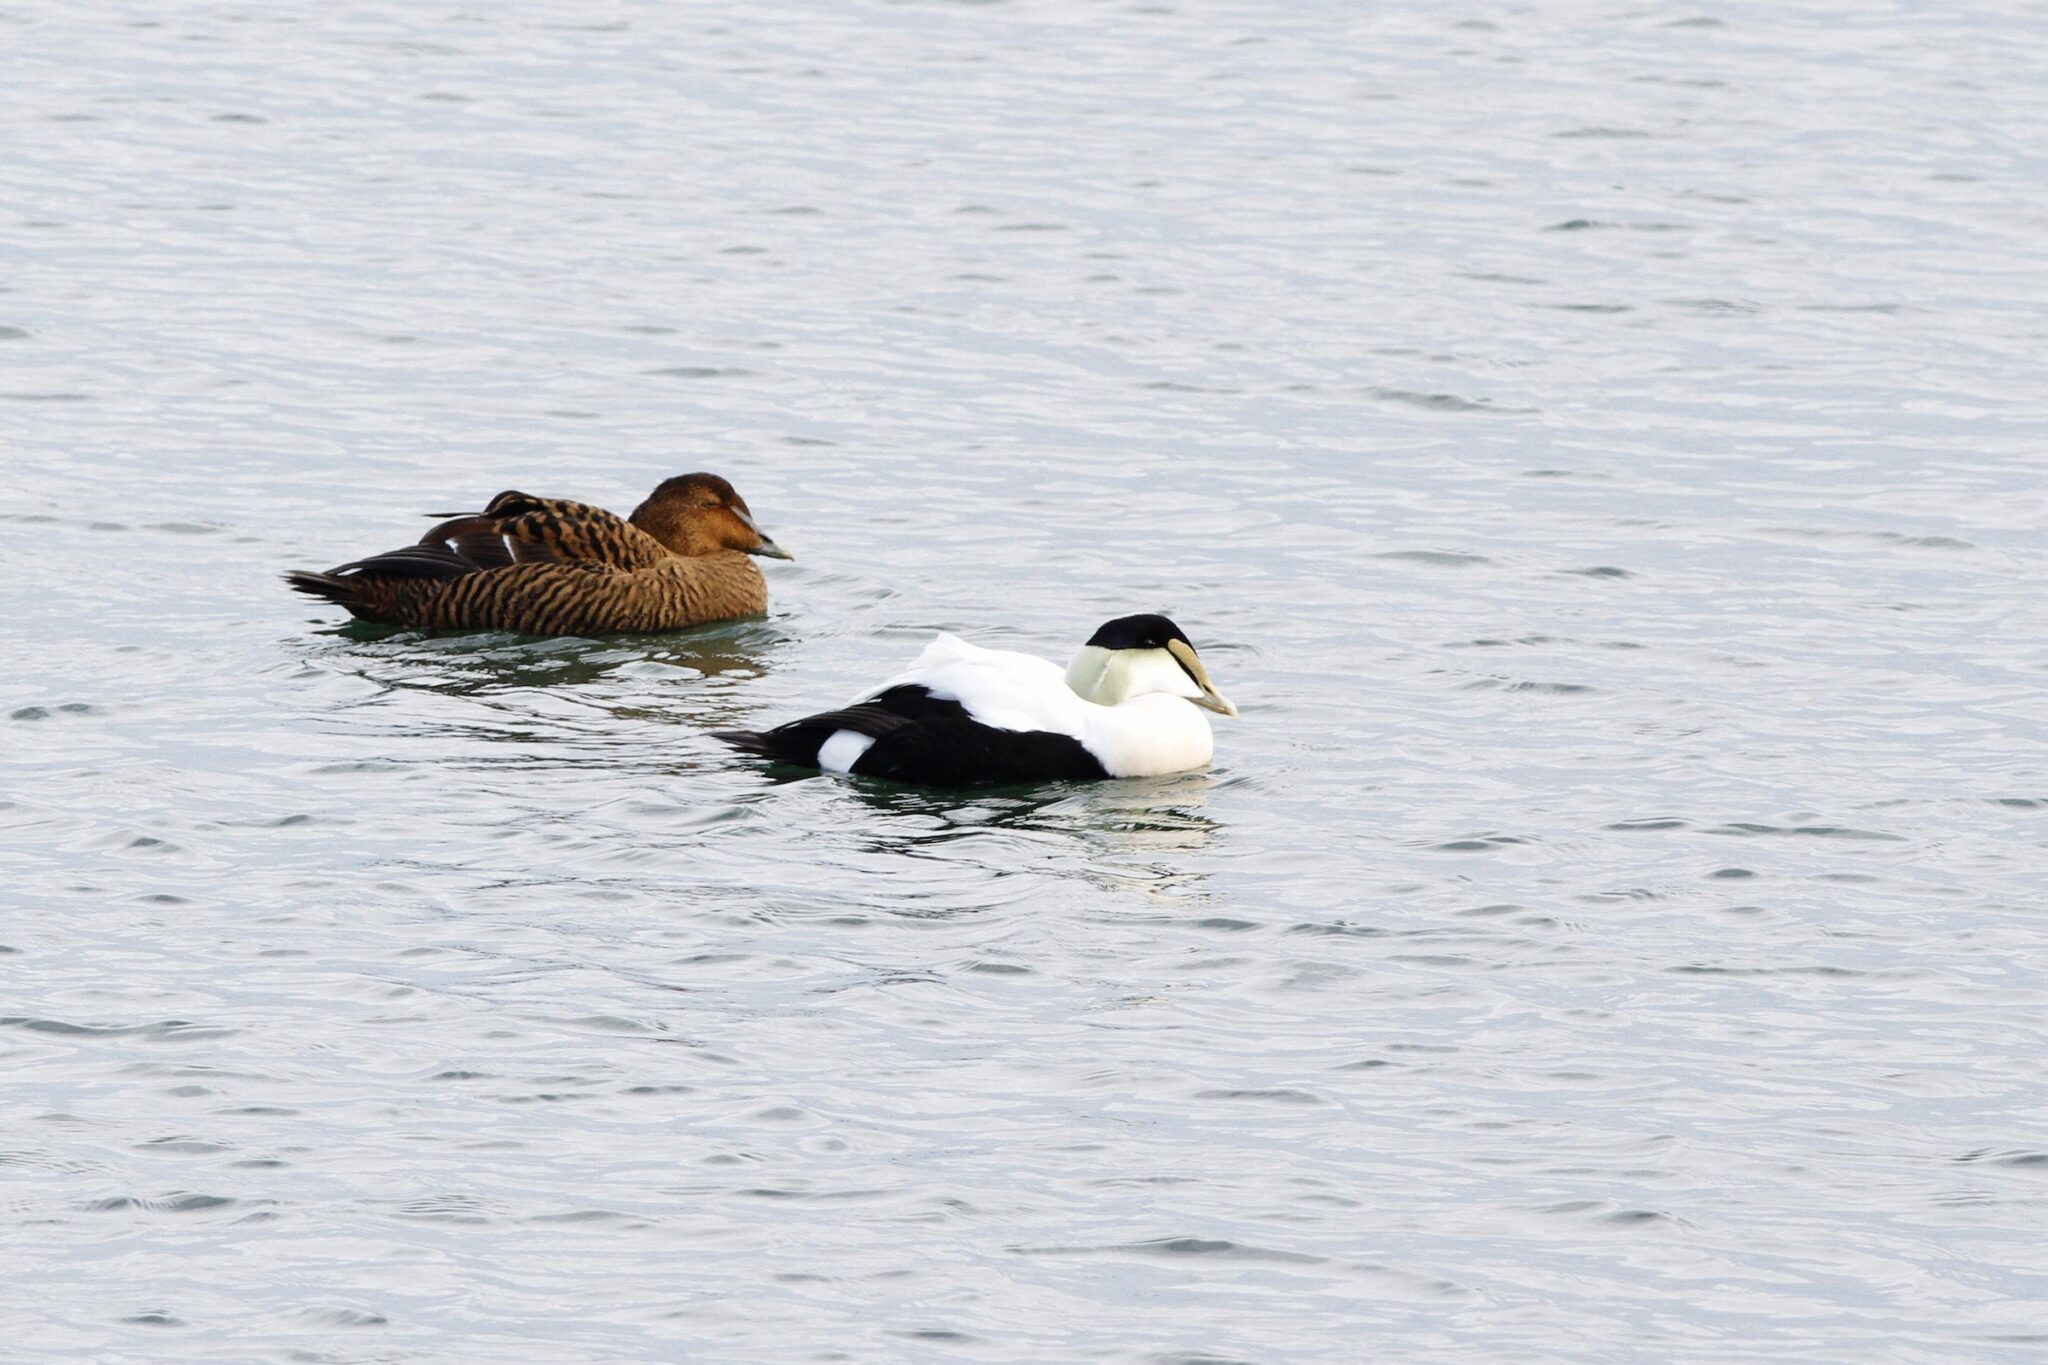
418,514,515,568
465,493,669,571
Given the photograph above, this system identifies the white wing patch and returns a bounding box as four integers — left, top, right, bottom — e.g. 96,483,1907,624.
818,730,876,773
860,634,1087,738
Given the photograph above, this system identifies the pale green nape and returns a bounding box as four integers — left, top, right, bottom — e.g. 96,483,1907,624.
1064,644,1116,702
1065,645,1196,705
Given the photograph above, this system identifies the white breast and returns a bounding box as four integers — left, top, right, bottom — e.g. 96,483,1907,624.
1081,694,1215,778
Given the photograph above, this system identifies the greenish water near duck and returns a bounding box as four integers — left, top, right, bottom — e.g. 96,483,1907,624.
4,2,2047,1360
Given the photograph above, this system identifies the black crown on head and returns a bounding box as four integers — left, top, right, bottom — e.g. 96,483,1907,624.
1085,614,1191,651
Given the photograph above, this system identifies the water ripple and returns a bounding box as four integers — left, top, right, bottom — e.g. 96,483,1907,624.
3,0,2047,1360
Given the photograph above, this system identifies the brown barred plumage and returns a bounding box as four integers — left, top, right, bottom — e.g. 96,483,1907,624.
286,473,792,636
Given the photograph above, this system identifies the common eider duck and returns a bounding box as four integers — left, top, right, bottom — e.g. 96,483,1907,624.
716,614,1237,786
286,474,791,635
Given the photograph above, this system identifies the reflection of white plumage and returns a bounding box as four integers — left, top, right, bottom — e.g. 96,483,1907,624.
716,614,1238,787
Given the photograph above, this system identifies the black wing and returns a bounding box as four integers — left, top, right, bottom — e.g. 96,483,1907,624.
716,685,1107,787
714,685,959,765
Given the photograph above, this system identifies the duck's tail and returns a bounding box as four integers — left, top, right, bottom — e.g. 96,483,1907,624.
283,544,479,622
713,726,800,758
283,568,369,615
713,691,937,769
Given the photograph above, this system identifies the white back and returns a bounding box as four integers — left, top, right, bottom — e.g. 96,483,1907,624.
862,633,1087,736
857,631,1219,778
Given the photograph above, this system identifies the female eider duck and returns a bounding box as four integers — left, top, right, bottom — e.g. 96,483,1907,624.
716,614,1237,787
286,474,791,636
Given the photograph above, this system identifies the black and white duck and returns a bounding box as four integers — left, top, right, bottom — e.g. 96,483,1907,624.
715,614,1236,787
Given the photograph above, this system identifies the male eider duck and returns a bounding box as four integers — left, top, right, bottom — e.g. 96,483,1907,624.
286,474,791,635
715,614,1237,787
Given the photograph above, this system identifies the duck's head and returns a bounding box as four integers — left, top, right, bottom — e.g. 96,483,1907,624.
1065,614,1237,716
630,473,793,560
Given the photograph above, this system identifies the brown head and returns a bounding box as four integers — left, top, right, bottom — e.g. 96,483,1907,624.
628,473,793,560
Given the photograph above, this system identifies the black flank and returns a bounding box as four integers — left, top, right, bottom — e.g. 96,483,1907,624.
714,685,957,765
716,684,1109,787
850,719,1106,786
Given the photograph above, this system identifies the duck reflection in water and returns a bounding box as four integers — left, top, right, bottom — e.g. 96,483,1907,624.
306,621,786,768
805,769,1224,910
319,619,781,694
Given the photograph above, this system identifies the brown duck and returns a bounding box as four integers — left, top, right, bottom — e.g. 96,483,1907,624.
286,473,793,635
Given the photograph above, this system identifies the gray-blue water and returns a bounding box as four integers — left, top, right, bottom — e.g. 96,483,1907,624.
4,3,2047,1361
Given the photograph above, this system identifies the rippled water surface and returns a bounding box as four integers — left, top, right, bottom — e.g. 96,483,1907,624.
5,2,2048,1360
